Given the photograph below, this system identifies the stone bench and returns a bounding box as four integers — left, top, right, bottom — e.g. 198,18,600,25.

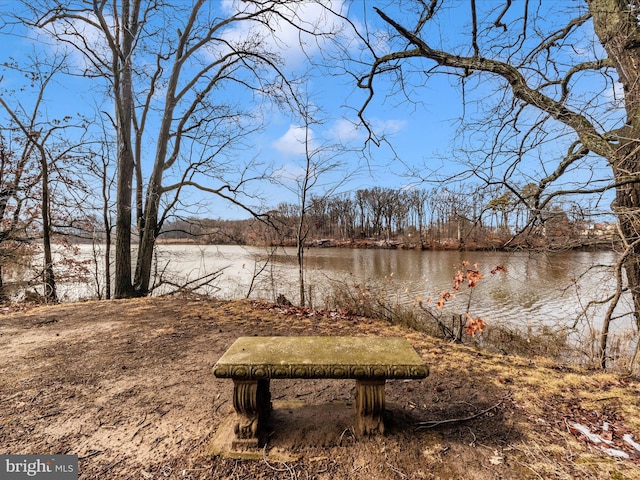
213,336,428,447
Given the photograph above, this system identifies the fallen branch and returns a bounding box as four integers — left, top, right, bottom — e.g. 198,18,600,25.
415,392,512,430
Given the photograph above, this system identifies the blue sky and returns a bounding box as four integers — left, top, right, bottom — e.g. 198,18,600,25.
0,1,620,221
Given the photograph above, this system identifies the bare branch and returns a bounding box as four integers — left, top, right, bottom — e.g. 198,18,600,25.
371,7,613,159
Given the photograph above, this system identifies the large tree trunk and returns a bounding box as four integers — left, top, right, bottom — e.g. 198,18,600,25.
133,176,162,296
598,168,640,368
588,0,640,366
113,98,136,298
612,152,640,321
113,0,139,299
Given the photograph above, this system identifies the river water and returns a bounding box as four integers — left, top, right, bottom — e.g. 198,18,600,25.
61,245,629,335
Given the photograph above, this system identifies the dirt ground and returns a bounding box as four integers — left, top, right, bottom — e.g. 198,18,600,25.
1,296,640,479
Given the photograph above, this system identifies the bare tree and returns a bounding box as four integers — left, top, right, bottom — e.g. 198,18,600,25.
351,1,640,369
21,1,341,298
70,125,116,300
272,100,351,307
0,54,82,302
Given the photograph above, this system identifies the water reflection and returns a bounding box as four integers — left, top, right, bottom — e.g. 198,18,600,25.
66,244,623,331
274,248,621,331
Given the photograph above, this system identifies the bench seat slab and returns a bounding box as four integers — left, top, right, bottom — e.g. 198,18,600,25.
213,336,428,380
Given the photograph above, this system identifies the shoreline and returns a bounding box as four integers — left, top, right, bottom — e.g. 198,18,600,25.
153,236,616,252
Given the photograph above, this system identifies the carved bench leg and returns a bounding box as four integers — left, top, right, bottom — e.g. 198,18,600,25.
232,379,271,448
355,379,386,436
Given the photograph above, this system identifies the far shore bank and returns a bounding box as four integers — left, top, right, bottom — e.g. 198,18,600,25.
152,236,616,251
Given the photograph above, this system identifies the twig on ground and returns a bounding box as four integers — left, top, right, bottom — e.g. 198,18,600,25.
467,426,477,446
386,462,408,478
338,426,354,445
262,454,297,479
37,410,61,419
80,450,102,460
99,459,124,476
136,412,147,426
262,439,298,479
415,392,512,430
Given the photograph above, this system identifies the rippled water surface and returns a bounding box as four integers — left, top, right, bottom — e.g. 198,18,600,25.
66,245,626,331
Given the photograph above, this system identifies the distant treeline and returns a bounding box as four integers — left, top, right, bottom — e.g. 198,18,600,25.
158,187,615,250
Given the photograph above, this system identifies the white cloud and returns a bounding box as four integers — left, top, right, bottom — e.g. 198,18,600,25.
272,124,317,155
219,0,358,68
328,117,364,144
272,117,404,158
370,118,407,137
